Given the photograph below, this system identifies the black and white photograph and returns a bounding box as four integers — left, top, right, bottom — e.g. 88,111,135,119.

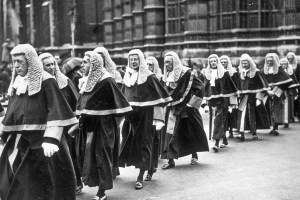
0,0,300,200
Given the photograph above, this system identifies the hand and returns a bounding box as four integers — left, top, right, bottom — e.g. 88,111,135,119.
256,99,261,106
154,121,165,131
42,142,59,157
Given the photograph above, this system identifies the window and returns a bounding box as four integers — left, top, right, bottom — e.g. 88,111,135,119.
187,0,207,31
166,0,186,34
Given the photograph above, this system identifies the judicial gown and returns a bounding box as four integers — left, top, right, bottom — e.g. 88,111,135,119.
119,75,171,170
0,77,78,200
76,77,132,190
160,70,209,159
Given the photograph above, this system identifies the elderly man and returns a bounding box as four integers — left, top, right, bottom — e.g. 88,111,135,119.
263,53,292,135
119,49,171,190
76,51,132,200
202,54,238,152
0,44,78,200
286,52,300,120
39,52,83,194
160,51,209,168
236,54,270,141
94,47,123,89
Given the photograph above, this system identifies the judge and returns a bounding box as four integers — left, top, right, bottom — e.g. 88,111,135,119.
203,54,237,152
220,55,239,138
280,58,300,124
286,52,300,120
160,51,209,168
0,44,78,200
119,49,171,190
236,54,270,141
39,52,83,194
94,47,123,89
76,51,131,200
263,53,292,135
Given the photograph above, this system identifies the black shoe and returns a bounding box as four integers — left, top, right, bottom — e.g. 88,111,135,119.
283,124,289,128
229,132,234,139
161,162,175,170
237,132,245,141
212,145,219,153
135,181,143,190
273,130,279,136
223,137,228,145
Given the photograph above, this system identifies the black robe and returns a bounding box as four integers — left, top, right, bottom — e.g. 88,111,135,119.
237,71,270,132
264,69,293,125
76,77,131,190
0,78,78,200
160,70,209,159
203,71,238,140
60,79,82,188
119,75,171,170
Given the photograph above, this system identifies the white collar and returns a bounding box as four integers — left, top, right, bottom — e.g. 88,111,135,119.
13,75,29,95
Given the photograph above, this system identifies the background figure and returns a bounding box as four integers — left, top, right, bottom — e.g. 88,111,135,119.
62,57,83,91
76,51,132,200
263,53,292,135
286,52,300,121
280,58,300,124
39,52,83,194
145,56,164,180
220,55,239,138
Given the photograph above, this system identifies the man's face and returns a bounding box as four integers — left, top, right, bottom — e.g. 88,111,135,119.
164,56,173,72
266,57,273,67
12,54,28,77
287,55,294,64
42,57,56,75
220,58,228,69
82,55,91,76
147,60,154,72
209,57,218,69
241,60,250,70
280,61,288,70
129,54,139,70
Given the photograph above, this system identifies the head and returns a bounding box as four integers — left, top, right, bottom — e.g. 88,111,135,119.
164,55,173,72
287,53,295,64
208,56,218,69
266,56,274,68
241,60,250,70
10,44,43,96
39,53,56,76
220,57,228,69
12,53,28,77
129,54,140,70
280,58,289,70
147,59,155,72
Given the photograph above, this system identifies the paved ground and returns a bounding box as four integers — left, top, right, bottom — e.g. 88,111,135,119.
1,113,300,200
76,113,300,200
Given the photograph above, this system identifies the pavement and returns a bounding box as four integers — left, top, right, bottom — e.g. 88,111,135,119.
1,113,300,200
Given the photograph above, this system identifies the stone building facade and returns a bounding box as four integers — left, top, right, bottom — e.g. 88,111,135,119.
1,0,300,65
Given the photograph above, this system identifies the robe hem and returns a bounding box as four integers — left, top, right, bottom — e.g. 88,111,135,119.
129,97,172,107
76,106,132,115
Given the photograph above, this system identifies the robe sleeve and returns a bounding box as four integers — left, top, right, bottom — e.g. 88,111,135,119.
187,76,204,109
